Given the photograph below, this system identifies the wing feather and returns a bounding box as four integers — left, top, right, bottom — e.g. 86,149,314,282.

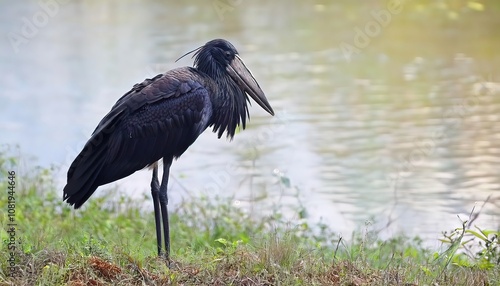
63,68,213,208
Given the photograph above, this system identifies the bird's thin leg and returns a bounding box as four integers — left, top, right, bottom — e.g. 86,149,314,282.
150,164,163,256
159,158,172,260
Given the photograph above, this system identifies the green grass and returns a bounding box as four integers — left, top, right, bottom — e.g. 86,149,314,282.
0,148,499,285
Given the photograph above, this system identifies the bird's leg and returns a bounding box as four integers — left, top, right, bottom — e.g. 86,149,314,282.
150,164,163,256
159,158,172,261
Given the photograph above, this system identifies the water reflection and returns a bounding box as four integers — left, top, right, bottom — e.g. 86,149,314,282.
1,0,499,244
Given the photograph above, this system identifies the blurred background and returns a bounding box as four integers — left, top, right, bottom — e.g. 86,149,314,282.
1,0,500,246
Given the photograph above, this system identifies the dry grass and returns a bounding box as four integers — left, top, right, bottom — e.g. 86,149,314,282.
1,233,496,286
0,148,498,285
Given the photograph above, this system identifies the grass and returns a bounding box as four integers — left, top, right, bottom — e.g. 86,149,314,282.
0,148,499,285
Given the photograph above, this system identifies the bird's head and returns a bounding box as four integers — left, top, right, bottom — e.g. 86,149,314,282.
192,39,275,117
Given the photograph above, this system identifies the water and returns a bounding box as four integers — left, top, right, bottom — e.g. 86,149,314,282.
1,0,500,246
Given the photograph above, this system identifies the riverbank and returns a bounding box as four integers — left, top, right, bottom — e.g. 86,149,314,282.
0,150,498,285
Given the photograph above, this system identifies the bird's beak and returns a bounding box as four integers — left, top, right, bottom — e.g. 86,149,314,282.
227,55,275,116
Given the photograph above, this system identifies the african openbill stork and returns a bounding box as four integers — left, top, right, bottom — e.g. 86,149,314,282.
63,39,274,260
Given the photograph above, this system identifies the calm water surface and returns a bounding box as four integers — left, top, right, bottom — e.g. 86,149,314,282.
1,0,500,245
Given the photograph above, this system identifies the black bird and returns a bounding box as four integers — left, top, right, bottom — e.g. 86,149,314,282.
63,39,274,260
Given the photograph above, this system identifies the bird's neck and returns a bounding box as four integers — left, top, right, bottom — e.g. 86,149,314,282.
209,77,248,139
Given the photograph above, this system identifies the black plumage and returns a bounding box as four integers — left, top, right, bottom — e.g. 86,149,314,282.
63,39,274,261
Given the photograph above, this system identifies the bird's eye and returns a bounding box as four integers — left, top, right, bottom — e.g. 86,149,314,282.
224,51,232,58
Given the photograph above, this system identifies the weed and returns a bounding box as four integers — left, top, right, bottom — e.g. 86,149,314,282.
0,147,498,285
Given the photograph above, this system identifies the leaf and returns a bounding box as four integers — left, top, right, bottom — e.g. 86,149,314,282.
280,176,291,188
465,229,488,241
420,265,432,276
479,229,499,237
215,238,228,246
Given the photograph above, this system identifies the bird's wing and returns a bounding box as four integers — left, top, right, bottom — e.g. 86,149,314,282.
63,68,212,208
104,71,213,171
90,73,169,136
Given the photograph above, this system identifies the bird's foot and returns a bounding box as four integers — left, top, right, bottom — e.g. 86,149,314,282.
157,252,172,268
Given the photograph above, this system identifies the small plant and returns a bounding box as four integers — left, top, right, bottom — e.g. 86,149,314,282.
440,204,500,270
441,225,499,269
0,146,499,285
469,227,499,268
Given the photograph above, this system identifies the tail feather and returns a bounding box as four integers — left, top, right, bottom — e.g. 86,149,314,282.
63,141,107,208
